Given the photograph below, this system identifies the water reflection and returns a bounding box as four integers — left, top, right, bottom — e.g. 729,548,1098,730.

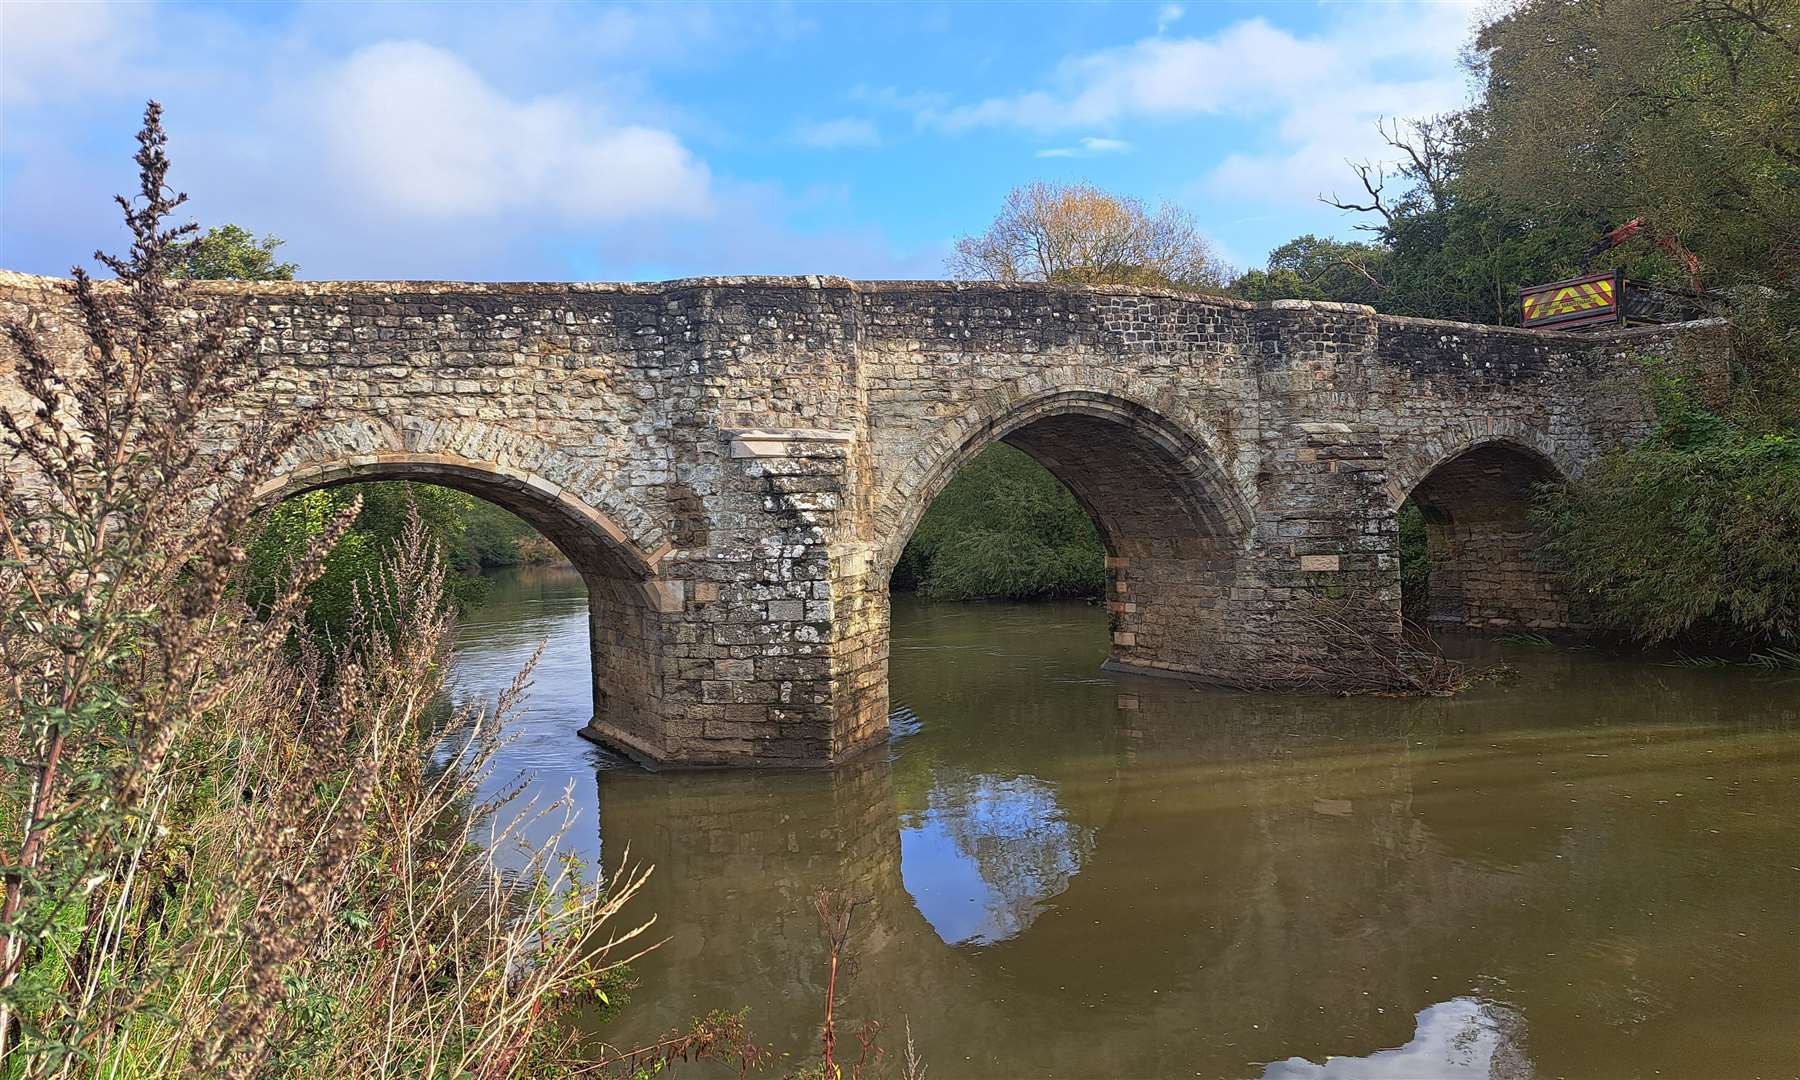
900,771,1094,946
447,579,1800,1080
1260,998,1529,1080
443,564,614,873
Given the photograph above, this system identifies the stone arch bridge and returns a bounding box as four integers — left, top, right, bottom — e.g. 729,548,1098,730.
0,273,1726,768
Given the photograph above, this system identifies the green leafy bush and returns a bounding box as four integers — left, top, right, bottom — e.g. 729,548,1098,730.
245,483,547,635
1536,380,1800,646
1398,500,1431,623
893,444,1105,601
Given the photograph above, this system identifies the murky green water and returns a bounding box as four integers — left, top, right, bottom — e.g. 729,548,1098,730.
452,565,1800,1080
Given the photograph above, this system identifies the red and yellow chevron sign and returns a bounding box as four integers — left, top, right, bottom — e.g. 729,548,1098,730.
1520,272,1621,329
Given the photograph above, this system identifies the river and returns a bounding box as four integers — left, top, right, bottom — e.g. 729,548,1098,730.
448,564,1799,1080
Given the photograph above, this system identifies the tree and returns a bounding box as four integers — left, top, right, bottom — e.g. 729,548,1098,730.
891,444,1104,601
949,181,1229,289
1463,0,1800,294
179,223,297,280
245,482,504,634
1229,234,1391,307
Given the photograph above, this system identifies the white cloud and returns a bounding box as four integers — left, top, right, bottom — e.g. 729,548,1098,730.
0,7,931,282
315,41,711,222
1155,4,1185,33
918,3,1483,208
927,19,1344,132
1035,136,1132,159
793,117,881,149
0,1,150,104
849,83,953,121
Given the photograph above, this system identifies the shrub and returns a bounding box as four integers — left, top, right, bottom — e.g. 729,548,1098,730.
245,482,507,636
1397,500,1431,623
1536,376,1800,646
894,444,1104,601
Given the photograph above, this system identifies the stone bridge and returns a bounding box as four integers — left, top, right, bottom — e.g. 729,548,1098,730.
0,273,1727,768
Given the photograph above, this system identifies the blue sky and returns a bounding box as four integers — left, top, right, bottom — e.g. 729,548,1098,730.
1,1,1484,282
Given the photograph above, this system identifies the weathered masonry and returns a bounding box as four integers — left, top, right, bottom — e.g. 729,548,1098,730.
0,272,1728,768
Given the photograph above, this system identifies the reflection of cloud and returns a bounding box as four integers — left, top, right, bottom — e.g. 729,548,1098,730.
1260,998,1531,1079
900,772,1093,946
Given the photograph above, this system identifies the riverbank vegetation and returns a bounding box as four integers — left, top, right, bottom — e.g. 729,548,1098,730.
891,444,1104,601
0,106,647,1077
246,483,555,634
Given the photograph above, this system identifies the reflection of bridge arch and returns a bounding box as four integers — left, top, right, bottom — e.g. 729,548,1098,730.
587,675,1600,1078
592,755,984,1054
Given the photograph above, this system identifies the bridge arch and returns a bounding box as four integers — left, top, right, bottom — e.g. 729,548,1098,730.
1389,429,1574,633
254,451,664,584
874,385,1252,576
254,420,679,758
1383,421,1574,512
847,385,1256,741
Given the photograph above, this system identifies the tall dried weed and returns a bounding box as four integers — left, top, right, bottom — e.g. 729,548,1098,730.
0,102,652,1078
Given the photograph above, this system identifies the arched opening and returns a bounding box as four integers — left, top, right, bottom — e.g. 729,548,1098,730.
878,393,1249,694
1400,442,1569,632
251,458,669,756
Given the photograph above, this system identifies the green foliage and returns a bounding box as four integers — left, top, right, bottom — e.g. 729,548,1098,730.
1464,0,1799,296
1230,234,1391,307
178,223,297,281
1536,380,1800,646
1231,145,1643,325
246,482,542,635
893,443,1105,601
1397,500,1430,623
460,496,541,568
1373,193,1622,325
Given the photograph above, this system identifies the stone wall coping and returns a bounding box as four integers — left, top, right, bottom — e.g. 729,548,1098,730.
720,427,856,443
724,428,856,459
1369,309,1726,343
1266,298,1377,315
0,267,1724,345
